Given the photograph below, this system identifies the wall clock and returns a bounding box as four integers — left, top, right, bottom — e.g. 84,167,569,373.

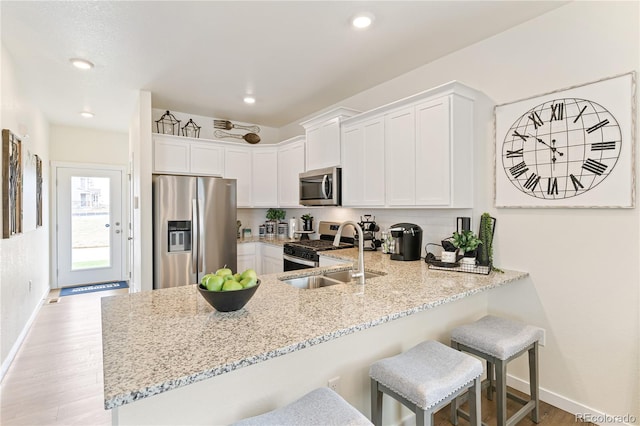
495,72,635,208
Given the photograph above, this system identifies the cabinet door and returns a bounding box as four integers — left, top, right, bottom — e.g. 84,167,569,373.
252,148,278,207
415,96,451,206
224,147,252,207
385,107,416,206
190,142,224,176
307,119,341,170
153,138,190,173
261,244,283,274
362,118,385,206
341,125,364,206
277,140,305,207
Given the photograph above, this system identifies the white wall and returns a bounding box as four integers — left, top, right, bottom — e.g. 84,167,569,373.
0,45,51,377
50,125,128,165
279,1,640,420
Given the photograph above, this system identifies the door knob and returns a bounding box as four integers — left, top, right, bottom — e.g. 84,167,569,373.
105,224,110,228
115,230,121,234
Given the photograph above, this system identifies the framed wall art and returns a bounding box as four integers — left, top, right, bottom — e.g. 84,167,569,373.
36,154,43,227
2,129,23,237
495,72,636,208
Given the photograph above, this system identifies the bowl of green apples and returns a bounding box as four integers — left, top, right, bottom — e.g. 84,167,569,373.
197,267,260,312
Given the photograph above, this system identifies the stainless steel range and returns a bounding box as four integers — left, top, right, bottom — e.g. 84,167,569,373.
283,221,354,271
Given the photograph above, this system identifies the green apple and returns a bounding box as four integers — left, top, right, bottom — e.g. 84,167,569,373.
201,273,217,286
233,273,243,282
222,280,243,291
224,274,236,281
240,277,257,288
215,267,233,277
205,275,224,291
240,268,258,280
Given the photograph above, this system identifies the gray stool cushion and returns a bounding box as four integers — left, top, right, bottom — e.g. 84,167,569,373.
369,340,482,410
231,387,372,426
451,315,543,360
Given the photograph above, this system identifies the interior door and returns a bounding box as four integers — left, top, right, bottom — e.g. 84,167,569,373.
56,166,125,287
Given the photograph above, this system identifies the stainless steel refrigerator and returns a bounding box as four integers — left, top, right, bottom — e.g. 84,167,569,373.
153,175,237,289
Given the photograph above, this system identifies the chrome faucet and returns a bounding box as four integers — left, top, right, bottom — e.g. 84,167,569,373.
333,221,365,285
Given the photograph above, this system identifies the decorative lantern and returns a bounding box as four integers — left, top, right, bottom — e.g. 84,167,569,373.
155,110,181,135
181,118,201,138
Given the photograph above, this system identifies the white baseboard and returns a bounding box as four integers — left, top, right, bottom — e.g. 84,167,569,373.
0,286,49,382
507,374,637,426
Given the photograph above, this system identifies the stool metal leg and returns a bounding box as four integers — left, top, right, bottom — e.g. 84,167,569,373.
450,341,461,426
486,360,494,401
371,378,383,426
468,377,481,426
529,342,540,423
416,407,432,426
496,359,508,426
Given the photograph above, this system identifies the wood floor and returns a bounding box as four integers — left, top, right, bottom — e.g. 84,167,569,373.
0,288,590,426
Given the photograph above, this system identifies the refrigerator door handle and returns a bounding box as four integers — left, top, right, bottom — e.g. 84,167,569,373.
191,199,198,274
197,198,205,273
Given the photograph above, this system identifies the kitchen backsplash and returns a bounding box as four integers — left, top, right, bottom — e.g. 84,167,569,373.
237,207,477,257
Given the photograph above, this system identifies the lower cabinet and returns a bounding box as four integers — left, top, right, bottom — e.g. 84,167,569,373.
237,243,257,273
260,243,283,274
319,255,350,267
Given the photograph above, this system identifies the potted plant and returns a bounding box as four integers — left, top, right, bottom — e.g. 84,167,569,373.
266,208,286,222
301,213,314,231
451,230,482,266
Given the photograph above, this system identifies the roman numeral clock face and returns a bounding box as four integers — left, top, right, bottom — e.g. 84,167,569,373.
502,98,621,200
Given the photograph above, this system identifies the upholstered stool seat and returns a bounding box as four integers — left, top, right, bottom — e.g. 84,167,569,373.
370,340,483,426
231,387,372,426
450,315,543,426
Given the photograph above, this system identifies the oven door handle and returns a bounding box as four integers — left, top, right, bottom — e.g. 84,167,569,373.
283,254,317,267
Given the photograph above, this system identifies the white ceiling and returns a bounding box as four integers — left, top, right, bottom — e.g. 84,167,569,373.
1,1,567,132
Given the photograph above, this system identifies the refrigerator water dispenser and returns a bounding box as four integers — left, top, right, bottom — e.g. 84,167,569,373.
168,221,191,252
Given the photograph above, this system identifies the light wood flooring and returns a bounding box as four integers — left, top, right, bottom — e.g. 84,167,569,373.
1,288,591,426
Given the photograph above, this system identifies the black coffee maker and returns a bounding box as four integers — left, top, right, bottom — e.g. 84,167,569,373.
389,223,423,261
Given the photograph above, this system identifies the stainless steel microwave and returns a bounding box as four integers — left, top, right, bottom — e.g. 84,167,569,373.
299,166,341,206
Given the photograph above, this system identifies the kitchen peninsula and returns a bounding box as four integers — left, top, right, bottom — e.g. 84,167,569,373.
102,250,527,425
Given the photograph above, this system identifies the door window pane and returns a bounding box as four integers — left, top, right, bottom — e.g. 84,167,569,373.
71,176,111,270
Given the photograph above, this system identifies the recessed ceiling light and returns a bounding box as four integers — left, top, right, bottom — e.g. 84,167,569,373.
352,13,374,29
80,111,94,118
70,58,94,70
243,96,256,104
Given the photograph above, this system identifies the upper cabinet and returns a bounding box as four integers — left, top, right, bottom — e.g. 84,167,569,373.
251,147,278,207
341,117,385,207
342,81,480,208
300,107,360,171
277,136,305,207
224,146,252,207
153,134,224,176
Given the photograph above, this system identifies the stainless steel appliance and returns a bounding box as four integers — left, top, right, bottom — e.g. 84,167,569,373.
283,221,354,271
153,175,237,289
299,166,341,206
389,223,423,261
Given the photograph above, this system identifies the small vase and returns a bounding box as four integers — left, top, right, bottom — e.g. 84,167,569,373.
302,218,313,231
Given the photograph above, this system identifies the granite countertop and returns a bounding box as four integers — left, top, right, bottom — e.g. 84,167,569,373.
101,249,528,409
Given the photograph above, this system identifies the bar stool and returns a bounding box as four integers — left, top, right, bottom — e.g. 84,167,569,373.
450,315,543,426
369,340,483,426
231,387,372,425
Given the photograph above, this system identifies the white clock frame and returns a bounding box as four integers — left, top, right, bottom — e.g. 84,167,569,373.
494,72,636,208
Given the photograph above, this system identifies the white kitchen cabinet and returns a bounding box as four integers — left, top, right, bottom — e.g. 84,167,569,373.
260,243,283,274
379,84,476,208
237,242,257,273
252,147,278,207
300,107,360,171
224,147,252,207
190,141,224,176
277,136,305,207
153,135,224,176
341,117,385,207
385,107,416,206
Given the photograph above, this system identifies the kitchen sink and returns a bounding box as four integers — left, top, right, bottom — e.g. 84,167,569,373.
323,270,385,282
281,275,342,289
280,269,385,289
